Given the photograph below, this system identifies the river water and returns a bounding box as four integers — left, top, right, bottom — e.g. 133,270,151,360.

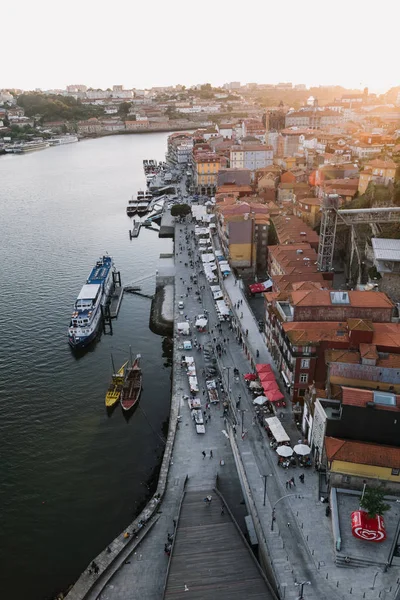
0,134,174,599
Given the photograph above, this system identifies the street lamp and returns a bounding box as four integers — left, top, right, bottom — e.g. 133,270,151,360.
271,493,301,531
223,366,232,394
261,474,273,506
294,580,311,600
239,408,247,435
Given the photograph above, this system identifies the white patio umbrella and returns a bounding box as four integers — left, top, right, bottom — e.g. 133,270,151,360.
293,444,311,456
276,445,293,457
253,395,268,406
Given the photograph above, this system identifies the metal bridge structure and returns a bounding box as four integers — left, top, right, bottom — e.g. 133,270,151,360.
317,194,400,272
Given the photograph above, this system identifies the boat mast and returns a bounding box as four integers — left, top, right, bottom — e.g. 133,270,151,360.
111,353,116,374
129,345,133,367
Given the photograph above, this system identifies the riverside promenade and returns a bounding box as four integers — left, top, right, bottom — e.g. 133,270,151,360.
65,218,400,600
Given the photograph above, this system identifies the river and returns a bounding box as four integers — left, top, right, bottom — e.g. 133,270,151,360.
0,133,174,600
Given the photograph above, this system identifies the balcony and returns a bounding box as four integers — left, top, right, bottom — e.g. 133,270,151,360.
276,301,293,322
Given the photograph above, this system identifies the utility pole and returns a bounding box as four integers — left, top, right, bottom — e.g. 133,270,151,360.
261,474,273,506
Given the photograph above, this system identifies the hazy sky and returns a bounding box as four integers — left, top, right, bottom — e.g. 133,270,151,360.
3,0,399,93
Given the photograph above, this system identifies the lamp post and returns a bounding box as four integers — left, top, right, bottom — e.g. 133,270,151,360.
240,408,247,435
224,366,232,395
294,580,311,600
261,474,273,506
271,493,301,531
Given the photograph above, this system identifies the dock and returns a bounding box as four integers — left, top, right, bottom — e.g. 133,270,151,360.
109,285,124,318
129,220,141,239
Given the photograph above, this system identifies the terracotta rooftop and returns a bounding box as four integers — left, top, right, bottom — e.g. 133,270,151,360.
281,321,400,349
347,318,374,332
325,437,400,469
289,290,393,309
341,387,400,410
283,321,349,344
297,197,321,206
359,343,378,360
325,349,361,364
365,159,396,169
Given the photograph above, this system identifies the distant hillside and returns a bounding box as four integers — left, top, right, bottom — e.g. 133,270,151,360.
17,93,103,122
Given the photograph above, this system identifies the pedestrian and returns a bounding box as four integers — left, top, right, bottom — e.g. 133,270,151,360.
299,473,305,484
240,312,243,319
167,533,174,543
245,329,248,337
286,480,289,490
290,477,296,487
235,279,237,286
210,450,213,459
236,400,240,409
256,349,259,358
202,450,206,459
202,389,205,396
173,519,177,529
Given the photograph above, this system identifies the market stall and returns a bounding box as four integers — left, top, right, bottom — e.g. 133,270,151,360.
265,416,290,443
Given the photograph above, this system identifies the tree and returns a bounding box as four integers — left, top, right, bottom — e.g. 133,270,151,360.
170,204,191,218
359,486,390,519
118,102,132,117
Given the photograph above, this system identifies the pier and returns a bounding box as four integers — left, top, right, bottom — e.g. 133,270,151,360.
109,285,124,317
129,220,141,239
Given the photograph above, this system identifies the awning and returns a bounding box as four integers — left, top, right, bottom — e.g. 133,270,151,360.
195,318,208,328
259,371,275,382
249,280,273,294
177,322,190,334
266,389,284,402
265,416,290,443
244,373,257,381
249,381,263,390
256,363,272,374
262,380,279,392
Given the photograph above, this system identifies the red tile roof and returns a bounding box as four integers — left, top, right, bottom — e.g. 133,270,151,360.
341,387,400,410
325,437,400,469
359,343,378,360
290,290,393,309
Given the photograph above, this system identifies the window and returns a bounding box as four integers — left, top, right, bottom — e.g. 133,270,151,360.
300,373,308,383
301,359,310,369
298,389,306,397
303,346,311,355
392,468,400,476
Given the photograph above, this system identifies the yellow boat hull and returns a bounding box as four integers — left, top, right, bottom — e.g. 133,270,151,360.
105,361,128,406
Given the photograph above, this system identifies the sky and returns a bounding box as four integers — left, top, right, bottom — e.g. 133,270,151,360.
2,0,399,93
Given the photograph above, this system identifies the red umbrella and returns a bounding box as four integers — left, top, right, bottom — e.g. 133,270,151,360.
244,373,257,381
256,363,272,373
259,371,276,382
263,380,279,392
266,389,284,402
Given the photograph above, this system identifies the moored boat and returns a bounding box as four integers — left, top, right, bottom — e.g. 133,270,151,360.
68,255,115,349
105,360,128,407
120,353,142,411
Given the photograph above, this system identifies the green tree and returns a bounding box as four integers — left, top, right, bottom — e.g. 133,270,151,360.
118,102,132,117
170,204,191,218
359,486,390,519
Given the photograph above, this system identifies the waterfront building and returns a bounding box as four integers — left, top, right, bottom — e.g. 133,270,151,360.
264,290,396,403
215,201,269,272
193,151,222,196
230,144,273,170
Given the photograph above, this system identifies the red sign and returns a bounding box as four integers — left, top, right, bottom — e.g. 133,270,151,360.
351,510,386,543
